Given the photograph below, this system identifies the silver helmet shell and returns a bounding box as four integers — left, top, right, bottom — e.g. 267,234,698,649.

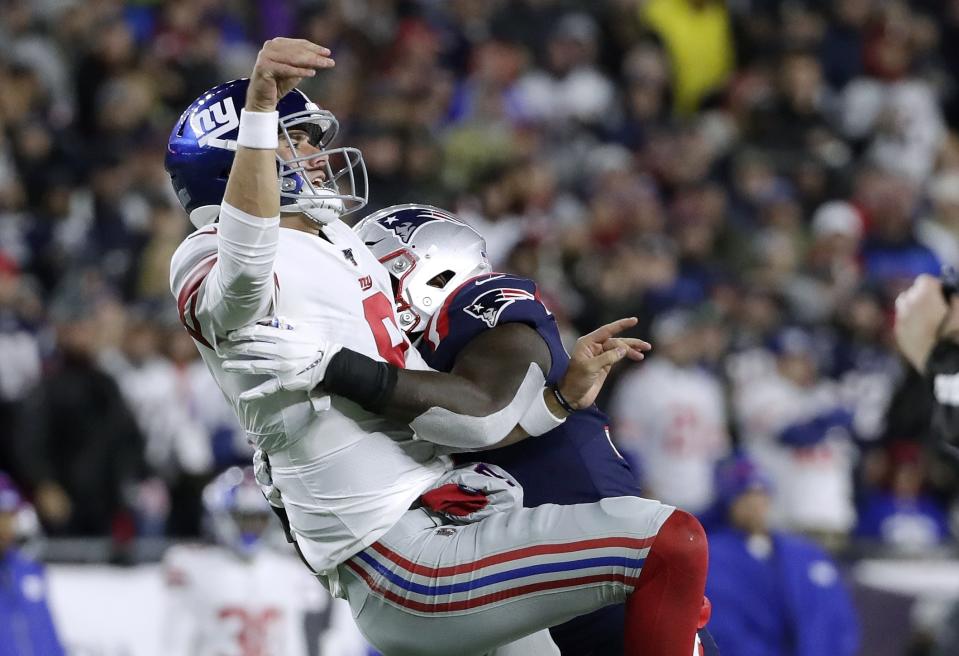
354,204,491,334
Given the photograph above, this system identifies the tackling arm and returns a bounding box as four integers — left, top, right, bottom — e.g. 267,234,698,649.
223,317,646,449
383,323,558,449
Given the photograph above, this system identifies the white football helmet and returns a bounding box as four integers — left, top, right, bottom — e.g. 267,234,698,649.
354,204,491,335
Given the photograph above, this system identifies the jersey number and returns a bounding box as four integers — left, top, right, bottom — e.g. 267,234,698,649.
362,292,408,367
218,607,280,656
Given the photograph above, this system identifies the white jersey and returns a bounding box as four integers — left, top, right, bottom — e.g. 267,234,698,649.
162,544,370,656
610,358,730,514
169,208,449,573
734,373,857,534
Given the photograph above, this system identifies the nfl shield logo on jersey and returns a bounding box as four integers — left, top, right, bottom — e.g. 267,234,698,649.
464,288,535,328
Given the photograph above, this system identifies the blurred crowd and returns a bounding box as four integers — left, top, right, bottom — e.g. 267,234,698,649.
0,0,958,578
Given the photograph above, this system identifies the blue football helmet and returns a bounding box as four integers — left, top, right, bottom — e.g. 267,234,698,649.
166,78,368,228
202,466,276,558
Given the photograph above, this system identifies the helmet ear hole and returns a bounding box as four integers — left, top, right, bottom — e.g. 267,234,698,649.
427,270,455,289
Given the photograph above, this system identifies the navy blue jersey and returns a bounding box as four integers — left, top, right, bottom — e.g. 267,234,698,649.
418,273,642,655
418,273,641,507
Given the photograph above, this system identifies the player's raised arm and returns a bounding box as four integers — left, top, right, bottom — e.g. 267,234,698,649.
169,40,335,342
223,38,333,217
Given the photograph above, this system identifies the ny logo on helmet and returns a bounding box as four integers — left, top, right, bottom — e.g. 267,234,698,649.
189,97,240,150
378,210,464,244
464,288,535,328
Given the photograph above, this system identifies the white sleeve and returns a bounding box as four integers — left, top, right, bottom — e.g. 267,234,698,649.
170,203,279,347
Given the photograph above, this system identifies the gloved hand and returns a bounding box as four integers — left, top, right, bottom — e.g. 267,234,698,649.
221,321,342,402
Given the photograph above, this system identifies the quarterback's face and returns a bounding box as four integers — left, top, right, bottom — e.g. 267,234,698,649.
277,129,329,187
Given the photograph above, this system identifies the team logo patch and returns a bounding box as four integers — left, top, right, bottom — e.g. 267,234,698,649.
377,210,463,244
464,288,535,328
189,97,239,150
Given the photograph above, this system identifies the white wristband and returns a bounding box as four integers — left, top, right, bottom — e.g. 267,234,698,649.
518,387,566,437
237,109,279,149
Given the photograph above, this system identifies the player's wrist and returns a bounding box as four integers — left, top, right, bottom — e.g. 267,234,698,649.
237,108,279,149
519,387,568,436
547,384,576,416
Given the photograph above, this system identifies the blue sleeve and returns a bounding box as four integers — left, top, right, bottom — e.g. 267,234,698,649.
778,536,860,656
0,555,65,656
778,408,854,447
418,274,569,384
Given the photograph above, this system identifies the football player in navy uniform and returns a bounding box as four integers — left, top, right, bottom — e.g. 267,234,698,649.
350,205,717,655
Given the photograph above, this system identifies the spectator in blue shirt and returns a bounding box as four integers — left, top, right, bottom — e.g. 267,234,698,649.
0,472,65,656
703,455,860,656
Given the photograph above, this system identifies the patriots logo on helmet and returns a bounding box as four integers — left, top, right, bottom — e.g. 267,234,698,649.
464,288,535,328
378,210,463,244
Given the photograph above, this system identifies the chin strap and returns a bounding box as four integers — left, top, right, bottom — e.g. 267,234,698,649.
281,196,345,225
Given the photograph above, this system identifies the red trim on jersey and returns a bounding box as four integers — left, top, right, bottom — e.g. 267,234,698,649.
344,560,641,613
176,254,217,349
419,483,489,518
369,534,655,579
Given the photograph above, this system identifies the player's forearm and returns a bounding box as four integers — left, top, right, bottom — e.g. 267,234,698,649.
387,368,516,423
322,324,563,449
322,355,542,449
223,93,281,218
223,145,280,218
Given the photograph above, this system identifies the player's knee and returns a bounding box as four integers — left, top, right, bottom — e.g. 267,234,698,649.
649,509,708,577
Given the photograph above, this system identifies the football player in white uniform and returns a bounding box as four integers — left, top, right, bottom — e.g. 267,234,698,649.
162,467,371,656
166,38,709,656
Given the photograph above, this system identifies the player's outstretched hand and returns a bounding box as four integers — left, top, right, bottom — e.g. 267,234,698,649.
221,321,342,402
246,38,334,112
558,317,650,410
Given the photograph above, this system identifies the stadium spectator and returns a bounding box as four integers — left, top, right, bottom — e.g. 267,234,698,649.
0,472,65,656
610,309,730,514
12,289,146,539
704,454,860,656
640,0,735,115
732,326,858,546
855,441,951,552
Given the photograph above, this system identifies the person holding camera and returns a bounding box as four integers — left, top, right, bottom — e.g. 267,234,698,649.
894,272,959,453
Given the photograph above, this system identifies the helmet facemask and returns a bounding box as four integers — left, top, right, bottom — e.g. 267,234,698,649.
277,108,368,225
